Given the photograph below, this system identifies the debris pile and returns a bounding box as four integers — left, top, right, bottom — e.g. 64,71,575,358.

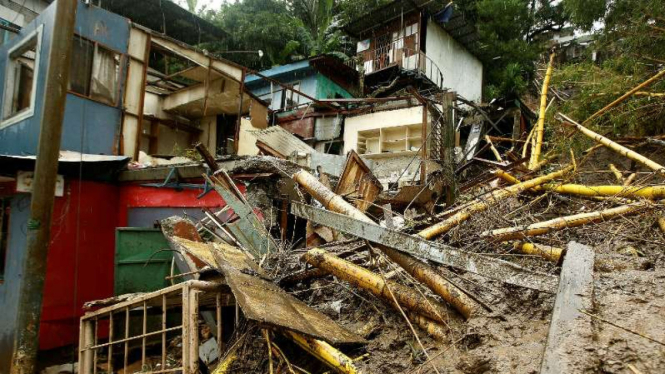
78,70,665,374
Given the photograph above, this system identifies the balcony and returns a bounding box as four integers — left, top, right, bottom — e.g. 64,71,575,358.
350,41,444,89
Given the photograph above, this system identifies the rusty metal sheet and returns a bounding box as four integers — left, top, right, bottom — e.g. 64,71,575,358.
166,236,364,345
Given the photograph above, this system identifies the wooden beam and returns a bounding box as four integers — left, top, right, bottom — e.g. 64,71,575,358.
540,242,595,373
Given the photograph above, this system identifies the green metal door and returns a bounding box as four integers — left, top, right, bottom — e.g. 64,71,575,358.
114,228,175,295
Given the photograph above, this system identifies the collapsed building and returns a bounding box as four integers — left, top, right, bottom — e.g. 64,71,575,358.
0,0,663,373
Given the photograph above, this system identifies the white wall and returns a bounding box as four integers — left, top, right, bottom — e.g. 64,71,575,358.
343,106,425,154
425,19,483,103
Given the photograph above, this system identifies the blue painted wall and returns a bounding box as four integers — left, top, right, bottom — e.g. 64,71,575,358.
0,194,31,372
0,1,130,156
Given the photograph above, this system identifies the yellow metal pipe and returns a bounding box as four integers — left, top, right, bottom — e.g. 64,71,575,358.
418,164,574,239
513,242,564,263
529,52,556,169
482,202,651,241
284,330,361,374
658,217,665,234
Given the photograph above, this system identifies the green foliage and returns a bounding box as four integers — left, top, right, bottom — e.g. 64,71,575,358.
563,0,606,30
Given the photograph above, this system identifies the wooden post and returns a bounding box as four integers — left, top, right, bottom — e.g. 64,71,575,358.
420,103,428,184
10,1,78,372
540,242,595,373
442,91,457,206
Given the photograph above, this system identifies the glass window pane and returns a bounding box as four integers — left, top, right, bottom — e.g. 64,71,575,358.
90,45,120,105
68,36,93,96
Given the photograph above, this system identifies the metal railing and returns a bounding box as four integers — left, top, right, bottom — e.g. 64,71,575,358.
350,43,445,89
79,281,233,374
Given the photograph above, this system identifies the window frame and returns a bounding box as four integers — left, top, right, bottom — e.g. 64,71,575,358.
1,24,43,129
67,33,124,108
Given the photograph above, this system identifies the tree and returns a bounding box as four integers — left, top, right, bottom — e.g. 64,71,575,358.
205,0,306,69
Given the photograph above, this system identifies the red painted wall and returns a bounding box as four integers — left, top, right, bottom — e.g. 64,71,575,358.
34,180,239,350
40,180,119,350
117,183,235,226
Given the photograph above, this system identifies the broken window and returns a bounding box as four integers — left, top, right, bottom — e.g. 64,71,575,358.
69,36,94,96
68,35,121,106
0,198,10,281
1,25,42,128
285,82,300,109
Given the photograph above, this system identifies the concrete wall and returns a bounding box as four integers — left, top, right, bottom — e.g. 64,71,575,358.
425,19,483,102
0,1,129,156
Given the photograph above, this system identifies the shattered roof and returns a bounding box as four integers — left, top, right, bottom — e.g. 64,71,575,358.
99,0,228,45
252,126,316,158
344,0,479,53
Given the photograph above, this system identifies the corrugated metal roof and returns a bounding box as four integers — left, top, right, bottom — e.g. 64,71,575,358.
252,126,315,157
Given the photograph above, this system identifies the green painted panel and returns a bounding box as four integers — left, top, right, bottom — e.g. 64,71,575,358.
316,74,354,99
114,228,175,295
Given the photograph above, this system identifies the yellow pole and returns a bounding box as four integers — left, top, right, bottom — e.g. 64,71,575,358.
535,184,665,199
608,164,624,183
658,217,665,234
492,169,521,185
623,173,637,186
583,69,665,125
513,242,564,263
381,246,478,319
293,170,374,224
482,202,651,241
522,126,536,158
559,113,665,174
418,164,574,239
407,313,447,342
529,52,556,169
283,331,361,374
302,248,449,323
485,135,503,162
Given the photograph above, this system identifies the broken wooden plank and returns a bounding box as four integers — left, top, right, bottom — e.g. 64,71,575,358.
168,236,364,345
205,170,279,257
334,150,383,213
291,203,559,293
540,242,595,374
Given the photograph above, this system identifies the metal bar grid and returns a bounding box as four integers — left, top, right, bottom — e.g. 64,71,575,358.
79,281,228,374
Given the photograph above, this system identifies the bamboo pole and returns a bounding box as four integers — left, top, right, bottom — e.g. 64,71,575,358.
381,246,478,319
559,113,665,174
418,164,575,239
513,242,564,263
609,164,624,183
492,170,521,185
485,135,503,162
295,169,474,317
623,173,637,186
658,217,665,234
529,52,556,169
535,184,665,199
302,248,449,323
522,126,536,158
407,313,447,342
482,202,651,241
583,69,665,125
293,170,374,224
283,331,361,374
